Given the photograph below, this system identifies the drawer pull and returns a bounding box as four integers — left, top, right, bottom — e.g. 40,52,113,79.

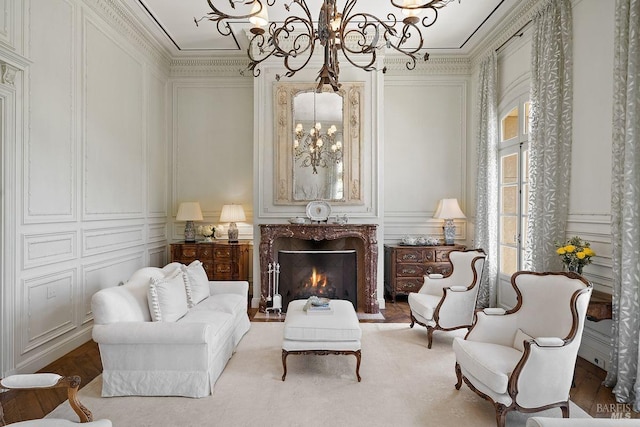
402,268,417,275
402,254,417,260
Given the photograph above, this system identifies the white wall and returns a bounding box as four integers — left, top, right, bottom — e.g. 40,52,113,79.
383,74,470,243
168,78,254,240
0,0,170,376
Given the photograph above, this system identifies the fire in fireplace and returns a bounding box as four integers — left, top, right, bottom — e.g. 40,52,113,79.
278,250,357,311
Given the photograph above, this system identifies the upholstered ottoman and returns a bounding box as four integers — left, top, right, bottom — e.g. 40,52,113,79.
282,299,362,382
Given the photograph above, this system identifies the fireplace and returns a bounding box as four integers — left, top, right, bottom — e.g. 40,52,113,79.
259,224,379,313
278,250,357,310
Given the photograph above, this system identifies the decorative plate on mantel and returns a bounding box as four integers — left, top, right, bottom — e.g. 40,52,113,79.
306,201,331,222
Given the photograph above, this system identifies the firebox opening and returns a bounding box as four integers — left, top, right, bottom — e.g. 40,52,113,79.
278,250,357,311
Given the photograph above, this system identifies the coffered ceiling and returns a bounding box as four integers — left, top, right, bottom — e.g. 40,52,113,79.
123,0,519,57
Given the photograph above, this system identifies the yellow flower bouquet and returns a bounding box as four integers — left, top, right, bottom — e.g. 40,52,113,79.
555,236,595,274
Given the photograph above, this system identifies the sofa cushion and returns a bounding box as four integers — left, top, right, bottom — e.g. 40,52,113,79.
148,272,189,322
182,260,210,308
191,293,246,315
408,292,442,321
453,337,523,395
178,309,234,349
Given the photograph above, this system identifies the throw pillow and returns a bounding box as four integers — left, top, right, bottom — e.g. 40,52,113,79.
181,260,210,308
148,272,189,322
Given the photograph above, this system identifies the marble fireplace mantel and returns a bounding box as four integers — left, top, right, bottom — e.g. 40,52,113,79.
259,224,379,313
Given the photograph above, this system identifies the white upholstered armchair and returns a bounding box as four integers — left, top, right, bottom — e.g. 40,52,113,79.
408,249,486,348
0,374,111,426
453,271,592,427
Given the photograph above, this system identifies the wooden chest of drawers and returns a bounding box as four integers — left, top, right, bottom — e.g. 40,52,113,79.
170,241,252,281
384,244,465,302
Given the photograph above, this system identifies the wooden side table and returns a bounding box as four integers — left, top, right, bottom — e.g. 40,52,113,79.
169,241,252,281
384,244,466,302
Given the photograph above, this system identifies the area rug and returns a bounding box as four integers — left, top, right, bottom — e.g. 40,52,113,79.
252,311,385,321
47,323,589,427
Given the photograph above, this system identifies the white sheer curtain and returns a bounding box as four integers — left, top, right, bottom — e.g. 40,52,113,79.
604,0,640,411
474,52,498,308
524,0,573,272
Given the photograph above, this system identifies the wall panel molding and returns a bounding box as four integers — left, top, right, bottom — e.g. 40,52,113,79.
82,225,144,257
25,0,76,223
22,269,76,353
81,252,145,322
82,16,145,219
22,232,77,269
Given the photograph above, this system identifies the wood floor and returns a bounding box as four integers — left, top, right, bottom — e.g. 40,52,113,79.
1,297,635,424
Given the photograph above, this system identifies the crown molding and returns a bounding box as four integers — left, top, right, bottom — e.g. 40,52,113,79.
384,55,471,75
169,56,253,78
469,0,546,67
83,0,171,71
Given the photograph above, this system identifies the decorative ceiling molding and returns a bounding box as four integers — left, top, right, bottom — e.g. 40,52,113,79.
84,0,171,71
469,0,544,66
169,57,252,78
384,55,471,75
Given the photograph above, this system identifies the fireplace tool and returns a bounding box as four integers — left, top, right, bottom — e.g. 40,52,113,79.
266,262,282,315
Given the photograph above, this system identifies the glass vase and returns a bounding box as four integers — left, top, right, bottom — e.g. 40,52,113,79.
567,264,583,275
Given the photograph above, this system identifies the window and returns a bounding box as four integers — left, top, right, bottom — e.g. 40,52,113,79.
498,97,530,278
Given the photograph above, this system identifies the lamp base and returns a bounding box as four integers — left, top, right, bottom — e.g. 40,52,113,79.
442,219,455,245
227,222,239,243
184,220,196,243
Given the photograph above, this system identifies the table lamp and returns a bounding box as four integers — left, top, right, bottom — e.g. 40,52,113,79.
433,198,466,245
176,202,203,243
220,204,246,243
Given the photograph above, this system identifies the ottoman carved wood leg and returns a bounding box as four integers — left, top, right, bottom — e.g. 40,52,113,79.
281,349,362,382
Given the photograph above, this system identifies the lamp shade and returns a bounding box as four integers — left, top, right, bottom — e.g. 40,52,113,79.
176,202,203,221
433,198,466,219
220,204,246,223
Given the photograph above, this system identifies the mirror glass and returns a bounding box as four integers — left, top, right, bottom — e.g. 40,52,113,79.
292,91,344,201
274,82,363,205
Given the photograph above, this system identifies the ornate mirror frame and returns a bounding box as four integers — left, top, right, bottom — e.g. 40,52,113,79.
274,82,364,205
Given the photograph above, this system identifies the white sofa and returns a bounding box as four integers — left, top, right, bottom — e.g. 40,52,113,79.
91,261,250,398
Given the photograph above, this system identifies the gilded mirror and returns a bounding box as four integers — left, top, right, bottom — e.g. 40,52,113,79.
274,82,363,204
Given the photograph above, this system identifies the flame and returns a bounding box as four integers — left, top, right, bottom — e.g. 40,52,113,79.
304,267,327,288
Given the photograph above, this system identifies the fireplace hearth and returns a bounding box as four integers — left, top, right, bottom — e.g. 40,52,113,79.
278,250,357,311
259,224,378,313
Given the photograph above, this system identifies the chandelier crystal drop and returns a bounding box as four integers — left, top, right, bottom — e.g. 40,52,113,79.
196,0,459,92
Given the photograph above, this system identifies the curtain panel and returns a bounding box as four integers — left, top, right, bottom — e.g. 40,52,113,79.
525,0,573,272
474,52,499,308
604,0,640,411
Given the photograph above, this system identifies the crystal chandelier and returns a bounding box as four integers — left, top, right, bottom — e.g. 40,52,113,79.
294,117,342,174
196,0,459,91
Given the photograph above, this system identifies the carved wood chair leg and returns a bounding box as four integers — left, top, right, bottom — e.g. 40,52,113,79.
63,376,93,423
561,402,570,418
496,404,508,427
455,362,463,390
281,350,288,381
427,326,434,349
409,312,415,328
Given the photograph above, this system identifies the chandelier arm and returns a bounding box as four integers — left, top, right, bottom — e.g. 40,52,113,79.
200,0,275,37
269,8,316,78
338,12,397,72
388,0,455,12
383,22,423,70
